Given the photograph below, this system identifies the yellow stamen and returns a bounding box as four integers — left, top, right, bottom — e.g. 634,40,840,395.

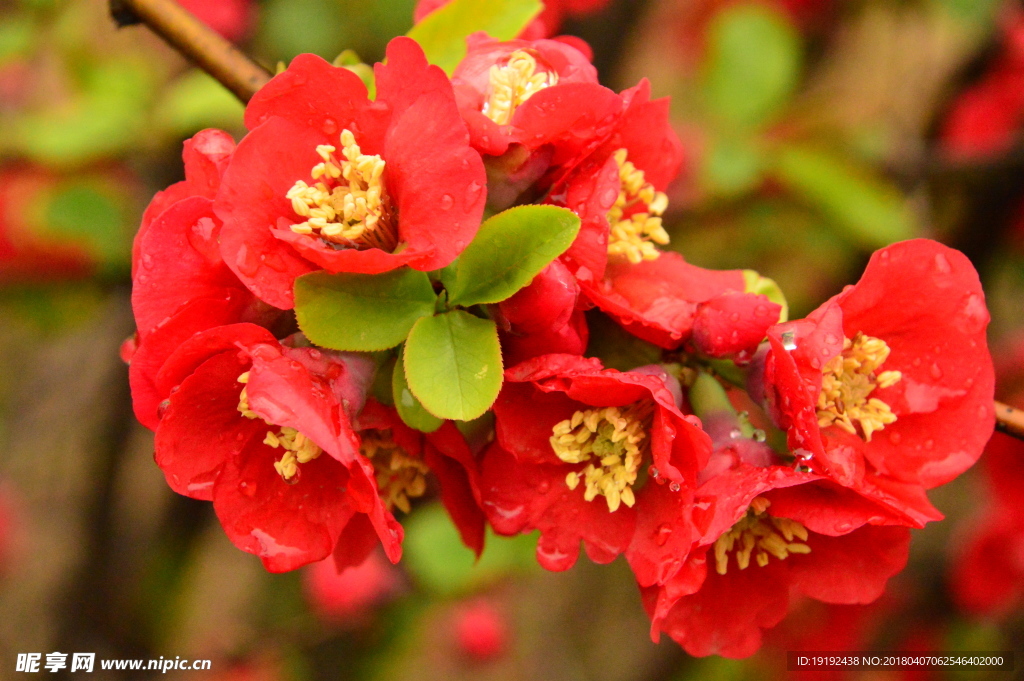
360,430,430,514
285,129,396,252
550,402,654,512
713,498,811,575
817,332,902,442
481,50,558,125
237,372,322,482
606,149,670,264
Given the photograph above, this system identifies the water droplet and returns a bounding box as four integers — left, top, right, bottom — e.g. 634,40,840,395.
781,331,797,351
793,448,813,461
239,481,257,497
879,250,890,262
669,482,681,492
930,363,943,379
729,312,740,322
655,524,673,546
537,480,550,494
322,118,338,135
794,463,812,473
464,181,483,208
308,349,321,359
753,429,766,443
924,439,934,450
755,304,769,317
648,465,660,479
156,399,171,418
888,432,902,445
729,428,742,440
141,253,154,269
235,244,260,277
934,252,952,274
440,194,454,210
912,357,922,367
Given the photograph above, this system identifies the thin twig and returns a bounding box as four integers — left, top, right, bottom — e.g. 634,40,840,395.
995,401,1024,441
109,0,271,103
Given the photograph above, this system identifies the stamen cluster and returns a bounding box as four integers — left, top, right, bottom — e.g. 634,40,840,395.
606,149,670,264
482,50,558,125
286,130,396,251
712,497,810,575
817,332,902,441
550,403,652,512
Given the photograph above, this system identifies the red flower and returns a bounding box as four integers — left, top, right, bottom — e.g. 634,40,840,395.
481,354,711,579
153,327,401,571
495,259,589,365
549,80,683,280
178,0,255,42
450,33,605,158
353,399,486,559
303,550,402,624
128,130,279,430
451,598,509,661
759,240,994,497
642,460,912,658
581,251,778,352
940,9,1024,159
216,38,486,309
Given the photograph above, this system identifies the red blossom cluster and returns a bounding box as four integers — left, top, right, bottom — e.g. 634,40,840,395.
126,33,995,658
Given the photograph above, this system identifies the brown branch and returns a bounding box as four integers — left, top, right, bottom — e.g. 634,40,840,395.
995,401,1024,441
110,0,271,103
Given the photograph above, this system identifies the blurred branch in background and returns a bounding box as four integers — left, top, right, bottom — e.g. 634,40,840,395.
109,0,270,102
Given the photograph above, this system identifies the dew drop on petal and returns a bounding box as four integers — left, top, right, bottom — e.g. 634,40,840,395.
669,482,681,492
930,363,943,380
537,480,550,494
888,432,902,445
648,465,660,479
322,118,338,135
440,194,455,210
934,252,952,274
239,481,257,497
655,524,672,546
753,429,766,443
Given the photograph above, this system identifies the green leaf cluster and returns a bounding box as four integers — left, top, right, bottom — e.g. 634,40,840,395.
293,205,580,429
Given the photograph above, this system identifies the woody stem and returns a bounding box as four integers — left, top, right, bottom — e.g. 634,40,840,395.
995,401,1024,441
109,0,271,103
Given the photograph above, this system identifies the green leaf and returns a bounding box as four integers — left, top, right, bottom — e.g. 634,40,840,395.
442,205,580,307
393,347,443,433
407,0,542,74
294,269,437,352
773,145,916,249
743,270,788,323
704,3,801,129
404,311,502,421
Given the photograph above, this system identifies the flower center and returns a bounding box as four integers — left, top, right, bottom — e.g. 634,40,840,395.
606,149,670,264
285,129,397,252
237,372,322,482
549,402,654,512
712,497,810,575
481,50,559,125
360,429,430,514
816,332,902,442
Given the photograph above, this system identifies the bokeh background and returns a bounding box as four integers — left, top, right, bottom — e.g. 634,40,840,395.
0,0,1022,679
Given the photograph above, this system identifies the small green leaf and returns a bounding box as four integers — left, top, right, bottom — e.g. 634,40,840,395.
704,3,801,129
743,270,788,323
407,0,542,74
393,347,443,433
773,145,916,249
294,268,437,352
404,311,503,421
442,205,580,307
